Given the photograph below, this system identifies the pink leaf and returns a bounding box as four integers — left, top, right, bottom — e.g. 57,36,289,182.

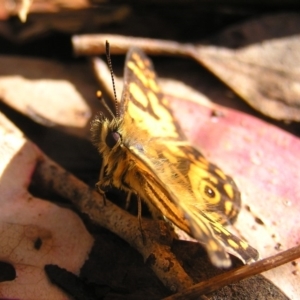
168,95,300,299
0,113,94,299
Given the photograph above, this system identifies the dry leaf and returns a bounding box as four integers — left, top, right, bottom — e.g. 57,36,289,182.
195,35,300,121
0,55,92,135
0,4,130,42
0,112,94,299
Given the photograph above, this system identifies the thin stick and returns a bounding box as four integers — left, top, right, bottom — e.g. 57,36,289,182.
163,245,300,299
34,156,193,292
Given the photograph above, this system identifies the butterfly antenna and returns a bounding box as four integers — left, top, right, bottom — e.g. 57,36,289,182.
105,41,119,118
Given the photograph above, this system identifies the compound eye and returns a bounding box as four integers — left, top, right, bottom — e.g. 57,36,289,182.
105,131,120,148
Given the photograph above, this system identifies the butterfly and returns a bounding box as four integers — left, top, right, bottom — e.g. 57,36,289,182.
91,44,258,268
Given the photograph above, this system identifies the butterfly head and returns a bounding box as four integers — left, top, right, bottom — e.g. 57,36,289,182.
91,113,123,154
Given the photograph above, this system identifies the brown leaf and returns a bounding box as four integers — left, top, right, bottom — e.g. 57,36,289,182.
194,12,300,122
195,36,300,121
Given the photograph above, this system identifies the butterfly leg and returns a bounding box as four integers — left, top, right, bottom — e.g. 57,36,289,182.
95,182,107,206
125,191,132,210
137,195,146,244
95,163,108,205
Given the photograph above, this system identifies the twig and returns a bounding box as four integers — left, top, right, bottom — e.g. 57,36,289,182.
33,154,194,292
72,34,193,57
163,245,300,299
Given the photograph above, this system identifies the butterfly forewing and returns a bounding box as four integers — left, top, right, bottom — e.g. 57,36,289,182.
121,48,186,140
92,46,258,268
